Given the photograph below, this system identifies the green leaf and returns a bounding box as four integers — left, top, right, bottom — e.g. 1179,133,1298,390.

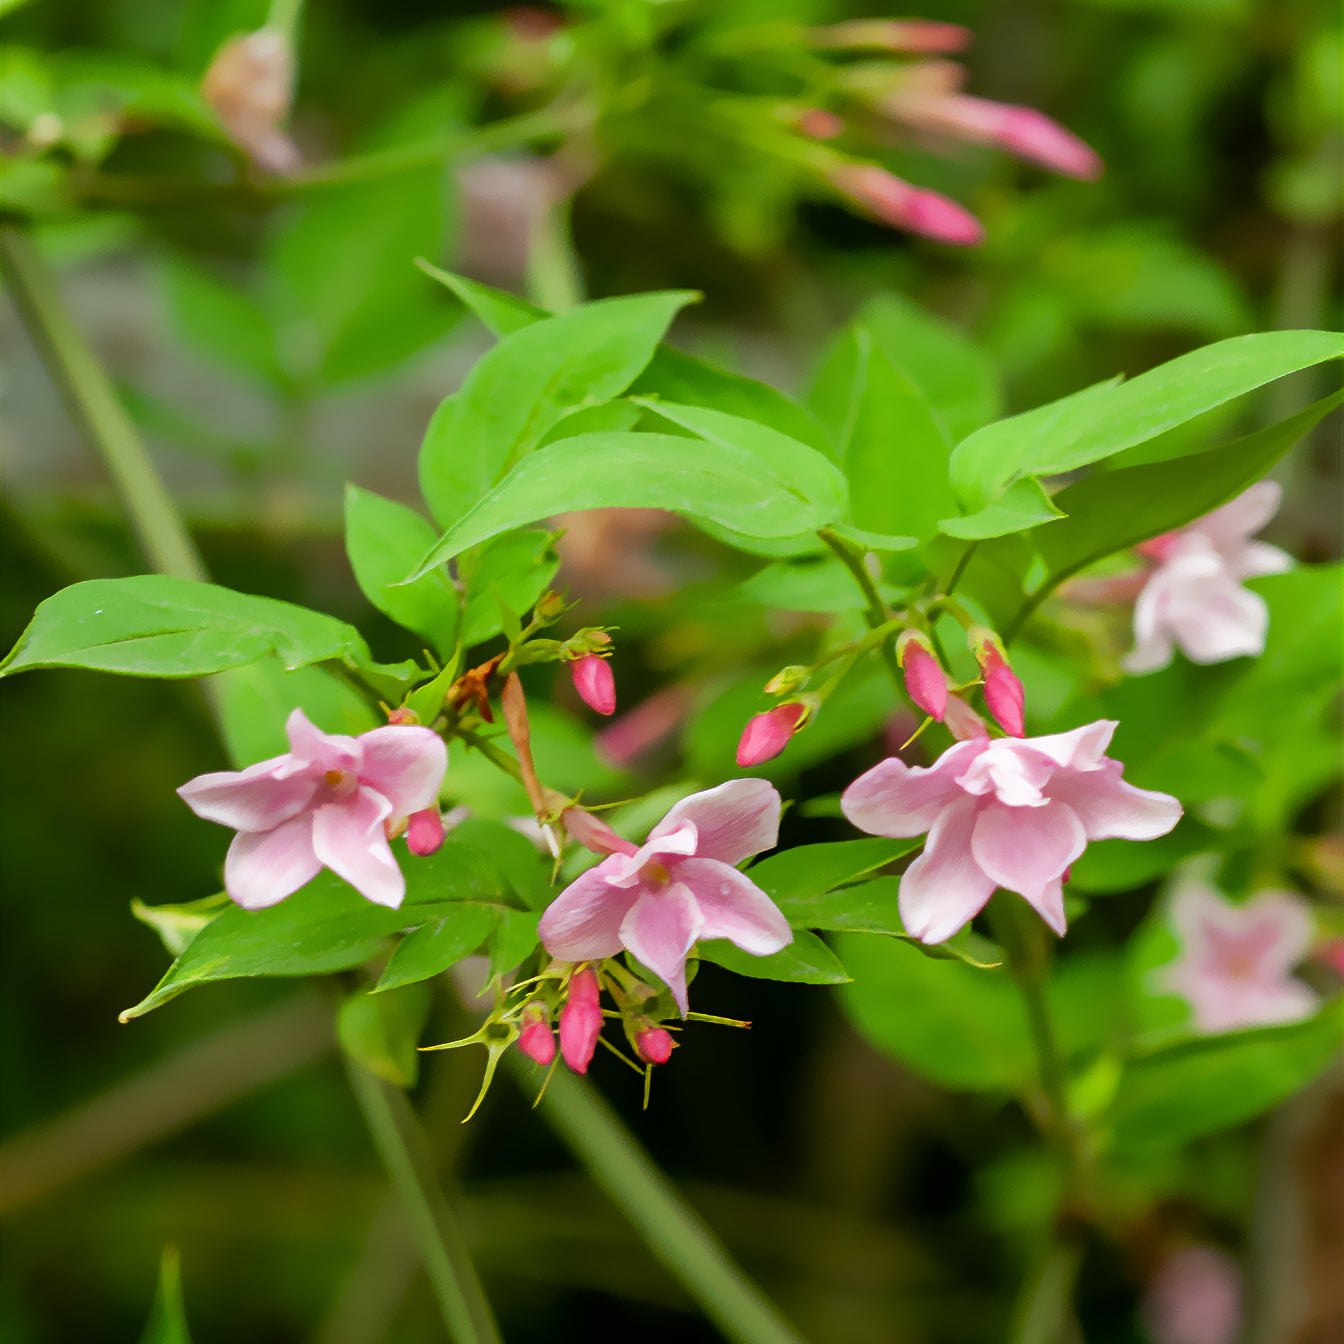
374,904,498,993
697,930,850,985
1036,387,1344,583
634,398,847,515
408,432,830,576
415,260,545,336
1109,1002,1344,1150
1,576,367,679
338,982,432,1088
417,291,698,525
939,476,1063,540
539,398,641,445
159,255,284,387
489,907,542,979
344,485,457,651
746,838,916,913
738,556,907,613
138,1247,193,1344
950,331,1344,510
458,529,560,649
131,893,230,958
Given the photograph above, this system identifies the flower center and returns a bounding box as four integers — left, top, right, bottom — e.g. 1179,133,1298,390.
645,861,671,885
322,768,358,797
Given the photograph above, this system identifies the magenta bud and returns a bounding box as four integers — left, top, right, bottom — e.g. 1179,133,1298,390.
735,702,808,768
406,807,446,856
387,706,421,726
571,654,616,715
635,1027,675,1066
897,633,948,721
944,694,990,742
828,164,985,246
518,1004,556,1066
972,635,1025,738
559,968,603,1074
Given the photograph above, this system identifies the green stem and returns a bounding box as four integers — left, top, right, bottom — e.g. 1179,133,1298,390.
0,224,206,584
522,1063,810,1344
944,542,977,598
1009,1239,1084,1344
817,527,904,694
344,1058,503,1344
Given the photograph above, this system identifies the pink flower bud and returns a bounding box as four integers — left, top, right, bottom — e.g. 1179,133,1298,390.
828,164,985,246
736,702,808,767
517,1003,556,1066
795,108,845,140
812,20,972,53
405,807,446,856
897,632,948,721
562,806,637,857
571,654,616,715
973,638,1025,738
387,706,421,726
634,1027,675,1066
559,968,603,1074
944,694,990,741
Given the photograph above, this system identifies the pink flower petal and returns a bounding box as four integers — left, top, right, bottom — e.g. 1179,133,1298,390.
284,708,361,773
1047,760,1182,841
1169,575,1267,664
223,813,322,909
971,800,1086,911
357,725,448,820
620,883,705,1015
898,797,997,943
651,779,781,867
1022,720,1118,772
178,755,319,832
954,743,1055,807
606,821,700,887
537,859,638,961
674,858,793,956
1191,481,1281,553
842,741,985,838
311,787,403,908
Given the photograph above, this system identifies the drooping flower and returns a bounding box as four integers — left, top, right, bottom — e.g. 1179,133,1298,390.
570,653,616,715
842,721,1181,943
736,702,808,767
178,708,447,910
1124,482,1292,673
1160,883,1320,1034
538,780,792,1013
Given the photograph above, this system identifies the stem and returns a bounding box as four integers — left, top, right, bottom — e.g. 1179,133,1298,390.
0,224,207,584
343,1057,503,1344
522,1063,810,1344
1009,1240,1084,1344
817,527,904,693
944,542,977,598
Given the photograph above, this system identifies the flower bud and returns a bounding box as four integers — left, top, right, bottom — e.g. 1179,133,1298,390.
517,1003,556,1066
764,665,810,696
201,28,301,174
561,805,636,857
736,702,808,768
896,631,948,721
533,590,568,623
387,706,421,726
570,654,616,715
405,807,446,857
971,629,1025,738
811,19,972,53
944,693,990,741
634,1026,675,1066
786,107,845,140
827,164,985,246
559,968,603,1074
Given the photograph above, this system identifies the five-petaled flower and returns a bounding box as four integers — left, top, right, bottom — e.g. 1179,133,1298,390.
842,721,1182,943
1160,883,1320,1034
538,780,792,1013
178,708,447,910
1125,482,1291,673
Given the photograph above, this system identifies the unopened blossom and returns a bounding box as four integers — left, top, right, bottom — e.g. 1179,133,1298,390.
201,28,301,174
178,708,447,909
538,780,792,1013
736,702,808,767
1160,883,1320,1034
828,163,985,246
517,1003,556,1066
559,968,604,1073
634,1026,676,1065
570,653,616,715
897,631,948,721
1125,482,1292,673
842,721,1181,943
406,807,446,856
971,631,1025,738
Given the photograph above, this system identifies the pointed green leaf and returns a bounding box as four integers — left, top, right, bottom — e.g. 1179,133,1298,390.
939,476,1063,540
697,930,850,984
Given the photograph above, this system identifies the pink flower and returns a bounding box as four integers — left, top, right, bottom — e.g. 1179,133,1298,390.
571,653,616,715
828,163,985,246
1125,482,1292,673
1142,1246,1242,1344
178,708,447,910
736,702,808,767
538,780,792,1013
517,1003,556,1066
841,721,1181,943
1160,883,1320,1034
897,632,948,721
559,968,604,1073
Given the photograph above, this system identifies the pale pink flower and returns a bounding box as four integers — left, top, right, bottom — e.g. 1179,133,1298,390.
201,28,301,175
570,653,616,715
1160,883,1320,1034
538,781,792,1013
1142,1246,1242,1344
842,721,1181,943
736,702,807,767
559,968,603,1073
897,631,948,722
828,163,985,246
178,709,447,910
1125,482,1292,674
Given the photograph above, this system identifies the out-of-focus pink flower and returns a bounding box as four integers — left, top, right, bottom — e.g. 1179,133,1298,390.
1161,883,1320,1034
828,163,986,246
897,631,948,721
971,631,1025,738
736,702,808,767
634,1026,676,1065
201,28,301,174
406,807,446,856
812,19,972,53
944,694,990,741
538,781,791,1013
842,721,1181,943
559,968,604,1073
178,709,447,909
518,1003,556,1065
1125,483,1292,674
594,684,693,769
570,653,616,715
1142,1246,1243,1344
